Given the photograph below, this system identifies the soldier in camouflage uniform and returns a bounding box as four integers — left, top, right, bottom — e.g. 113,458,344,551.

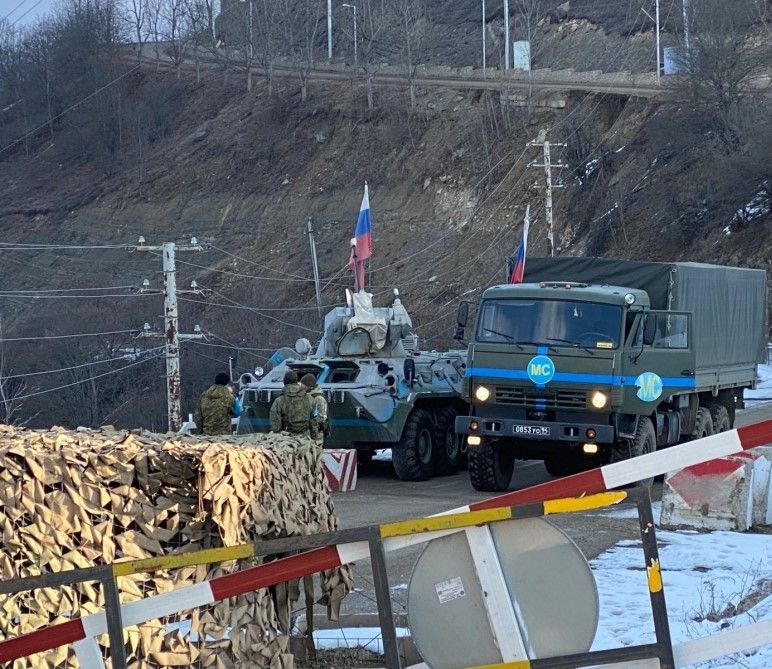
269,370,312,436
194,373,242,436
301,373,328,445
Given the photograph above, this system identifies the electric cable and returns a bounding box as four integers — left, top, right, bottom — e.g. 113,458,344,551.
11,350,165,402
4,346,166,380
0,328,139,342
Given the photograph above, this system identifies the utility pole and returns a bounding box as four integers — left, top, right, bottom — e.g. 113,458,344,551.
134,238,206,433
327,0,333,60
307,217,323,318
503,0,510,70
482,0,486,76
641,1,661,85
528,132,566,257
682,0,690,54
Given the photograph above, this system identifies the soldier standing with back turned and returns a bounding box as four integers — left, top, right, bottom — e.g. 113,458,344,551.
269,370,312,436
301,373,328,445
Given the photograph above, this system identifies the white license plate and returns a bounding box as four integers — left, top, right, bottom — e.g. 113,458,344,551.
513,425,552,437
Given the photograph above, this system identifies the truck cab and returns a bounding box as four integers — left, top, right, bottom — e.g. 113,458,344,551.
456,281,702,490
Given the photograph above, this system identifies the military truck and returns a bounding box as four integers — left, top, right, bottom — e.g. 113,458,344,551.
454,258,768,491
237,290,468,481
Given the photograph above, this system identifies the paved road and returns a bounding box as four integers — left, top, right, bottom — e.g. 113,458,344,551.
120,47,669,98
330,402,772,618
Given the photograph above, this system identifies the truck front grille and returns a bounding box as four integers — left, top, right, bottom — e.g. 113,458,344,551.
494,386,587,410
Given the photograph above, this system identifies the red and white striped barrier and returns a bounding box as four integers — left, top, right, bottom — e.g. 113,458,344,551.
1,419,770,665
322,449,358,492
660,455,755,531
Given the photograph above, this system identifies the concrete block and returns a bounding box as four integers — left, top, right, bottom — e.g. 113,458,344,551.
747,446,772,525
660,455,754,531
322,449,358,492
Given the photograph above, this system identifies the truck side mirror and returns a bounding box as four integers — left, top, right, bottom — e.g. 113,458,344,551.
643,314,657,346
456,302,469,327
454,302,469,341
403,358,416,385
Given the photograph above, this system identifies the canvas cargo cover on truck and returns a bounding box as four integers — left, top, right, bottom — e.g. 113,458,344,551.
522,257,768,370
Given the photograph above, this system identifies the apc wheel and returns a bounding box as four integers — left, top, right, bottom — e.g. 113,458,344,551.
610,416,656,488
433,407,462,476
392,409,434,481
468,441,514,492
691,407,714,440
708,404,730,433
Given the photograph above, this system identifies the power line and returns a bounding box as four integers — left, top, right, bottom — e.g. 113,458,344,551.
0,292,152,299
4,346,166,380
0,64,141,156
0,242,131,250
2,0,29,22
0,285,136,294
7,0,43,27
12,350,165,402
0,328,139,342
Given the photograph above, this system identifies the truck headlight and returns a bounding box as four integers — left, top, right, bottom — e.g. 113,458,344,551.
474,385,491,402
590,391,608,409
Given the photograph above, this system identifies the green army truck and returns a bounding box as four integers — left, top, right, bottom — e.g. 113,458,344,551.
454,257,768,491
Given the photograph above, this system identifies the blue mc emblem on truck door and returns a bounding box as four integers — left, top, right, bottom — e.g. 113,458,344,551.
635,372,663,401
527,355,555,385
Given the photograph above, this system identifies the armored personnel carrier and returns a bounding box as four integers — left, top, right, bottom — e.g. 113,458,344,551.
237,290,468,481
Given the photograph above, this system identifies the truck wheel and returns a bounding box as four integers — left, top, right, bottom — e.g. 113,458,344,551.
392,408,435,481
610,417,656,488
708,404,730,433
468,442,514,492
691,407,714,440
433,407,462,476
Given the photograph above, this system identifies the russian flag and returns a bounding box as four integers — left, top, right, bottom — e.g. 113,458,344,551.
348,184,372,291
508,205,530,284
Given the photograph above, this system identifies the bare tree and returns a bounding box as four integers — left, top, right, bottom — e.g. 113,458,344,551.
679,0,771,151
276,0,324,102
0,322,30,426
393,0,426,110
124,0,149,63
355,0,391,110
161,0,191,78
252,0,281,95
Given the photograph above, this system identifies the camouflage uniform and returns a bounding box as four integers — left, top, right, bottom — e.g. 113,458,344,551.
307,386,329,445
269,383,312,435
194,384,236,435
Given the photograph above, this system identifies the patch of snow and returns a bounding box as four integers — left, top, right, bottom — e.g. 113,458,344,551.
591,529,772,668
373,448,393,462
745,361,772,406
584,158,600,176
723,225,731,236
313,627,411,654
732,187,771,225
615,145,626,153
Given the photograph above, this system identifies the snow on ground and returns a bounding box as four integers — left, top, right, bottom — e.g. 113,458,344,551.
746,362,772,406
313,626,411,654
591,529,771,667
305,527,771,667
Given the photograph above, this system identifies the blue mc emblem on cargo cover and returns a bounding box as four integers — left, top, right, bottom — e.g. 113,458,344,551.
635,372,663,401
527,355,555,385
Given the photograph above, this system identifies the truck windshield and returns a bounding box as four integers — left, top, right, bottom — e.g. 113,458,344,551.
476,299,623,349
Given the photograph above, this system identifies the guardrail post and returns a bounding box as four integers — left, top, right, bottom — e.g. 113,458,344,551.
368,527,401,669
99,567,128,669
635,487,676,669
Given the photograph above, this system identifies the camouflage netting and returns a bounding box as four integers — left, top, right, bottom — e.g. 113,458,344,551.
0,425,353,668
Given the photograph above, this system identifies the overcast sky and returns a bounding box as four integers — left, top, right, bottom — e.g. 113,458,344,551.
3,0,59,26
